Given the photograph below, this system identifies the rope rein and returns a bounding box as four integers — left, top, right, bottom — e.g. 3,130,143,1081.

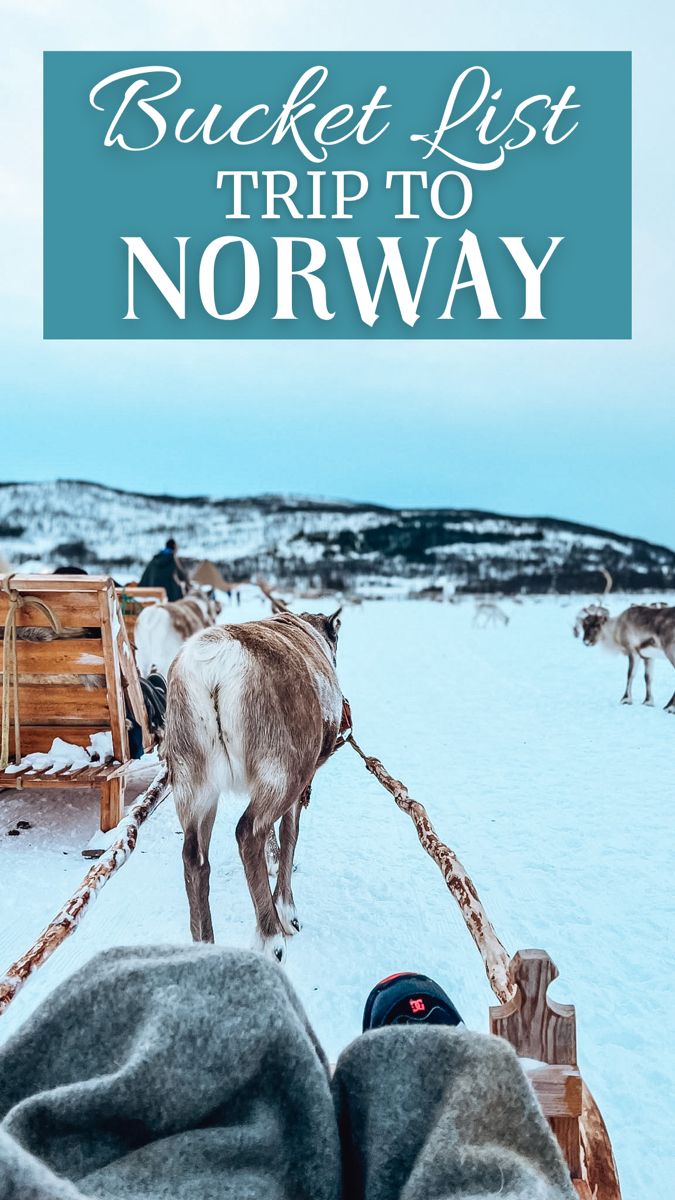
0,576,64,770
334,718,515,1004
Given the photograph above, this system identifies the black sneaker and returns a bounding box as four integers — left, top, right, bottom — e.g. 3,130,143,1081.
362,972,463,1032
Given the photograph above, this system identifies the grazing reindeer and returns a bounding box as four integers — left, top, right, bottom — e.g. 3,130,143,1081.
162,608,343,962
134,589,221,677
574,603,675,711
474,601,509,628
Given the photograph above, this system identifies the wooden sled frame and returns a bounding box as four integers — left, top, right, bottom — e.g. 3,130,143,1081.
0,575,154,832
491,950,620,1200
117,585,167,645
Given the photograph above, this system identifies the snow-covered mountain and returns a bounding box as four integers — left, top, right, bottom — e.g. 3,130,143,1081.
1,479,674,595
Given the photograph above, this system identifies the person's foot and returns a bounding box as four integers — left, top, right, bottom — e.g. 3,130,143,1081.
362,972,463,1031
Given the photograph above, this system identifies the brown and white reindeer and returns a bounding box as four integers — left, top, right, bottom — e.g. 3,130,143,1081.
162,607,343,962
134,589,221,677
574,602,675,712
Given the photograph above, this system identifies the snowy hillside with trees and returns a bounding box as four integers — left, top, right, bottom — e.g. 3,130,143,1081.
1,479,674,594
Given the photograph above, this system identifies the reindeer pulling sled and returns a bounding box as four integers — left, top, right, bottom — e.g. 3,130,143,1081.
0,577,621,1199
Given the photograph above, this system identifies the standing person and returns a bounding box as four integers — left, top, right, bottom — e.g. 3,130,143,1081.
139,538,189,602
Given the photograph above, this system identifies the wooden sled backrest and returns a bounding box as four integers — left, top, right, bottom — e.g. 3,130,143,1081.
0,575,152,761
490,950,621,1199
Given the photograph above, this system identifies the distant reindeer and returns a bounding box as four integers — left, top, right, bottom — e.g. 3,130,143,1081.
162,608,343,961
474,601,510,628
135,590,221,677
574,603,675,711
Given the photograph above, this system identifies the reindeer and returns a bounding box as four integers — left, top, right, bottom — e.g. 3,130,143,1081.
474,600,510,628
162,608,343,962
574,603,675,711
134,589,221,677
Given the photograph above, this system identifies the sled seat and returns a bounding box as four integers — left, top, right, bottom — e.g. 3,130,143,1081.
0,575,154,831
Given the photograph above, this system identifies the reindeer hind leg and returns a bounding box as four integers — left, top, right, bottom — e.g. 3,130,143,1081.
178,786,219,943
265,827,280,878
236,798,286,962
274,797,303,936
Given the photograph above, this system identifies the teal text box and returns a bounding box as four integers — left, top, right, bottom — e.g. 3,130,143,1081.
43,51,631,339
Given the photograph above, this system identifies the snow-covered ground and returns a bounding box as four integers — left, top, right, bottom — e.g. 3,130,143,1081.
1,595,674,1199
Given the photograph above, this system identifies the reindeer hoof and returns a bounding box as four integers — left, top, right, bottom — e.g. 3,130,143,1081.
254,931,287,964
620,697,632,705
275,899,302,936
643,700,655,707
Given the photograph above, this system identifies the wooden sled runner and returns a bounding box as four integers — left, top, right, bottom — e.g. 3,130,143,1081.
0,574,154,832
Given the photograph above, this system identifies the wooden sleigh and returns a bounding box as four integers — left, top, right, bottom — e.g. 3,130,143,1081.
0,575,154,832
116,585,167,644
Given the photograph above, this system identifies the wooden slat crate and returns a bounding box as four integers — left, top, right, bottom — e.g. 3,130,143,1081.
1,575,155,831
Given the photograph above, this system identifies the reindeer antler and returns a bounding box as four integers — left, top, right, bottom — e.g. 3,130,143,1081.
574,567,613,635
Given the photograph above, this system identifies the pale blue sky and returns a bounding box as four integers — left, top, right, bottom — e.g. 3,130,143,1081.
2,1,673,545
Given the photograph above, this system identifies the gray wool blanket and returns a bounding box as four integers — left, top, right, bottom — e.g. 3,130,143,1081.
0,945,575,1200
